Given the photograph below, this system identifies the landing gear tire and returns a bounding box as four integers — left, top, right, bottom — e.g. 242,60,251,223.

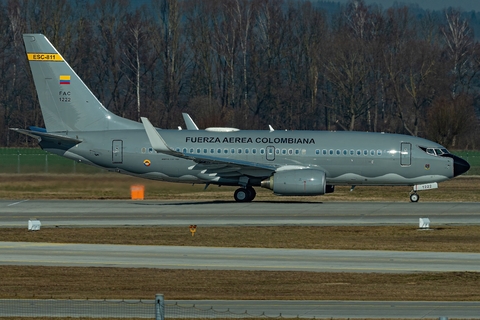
410,193,419,203
234,187,256,202
246,187,256,201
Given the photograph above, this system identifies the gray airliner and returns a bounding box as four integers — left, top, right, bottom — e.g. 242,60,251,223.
12,34,470,202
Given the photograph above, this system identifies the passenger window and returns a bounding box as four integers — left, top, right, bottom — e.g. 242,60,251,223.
253,149,257,154
275,149,280,155
315,149,320,155
245,149,250,154
224,149,228,154
329,149,334,155
322,149,327,155
203,148,207,153
183,148,187,153
343,150,348,155
356,150,361,156
302,149,306,155
217,148,221,154
260,149,265,154
295,149,300,155
210,148,215,154
238,149,242,154
363,150,368,156
197,148,201,153
336,149,341,155
282,149,287,155
231,148,235,154
377,150,382,156
370,150,375,156
142,147,147,153
350,149,354,156
189,148,194,153
288,149,293,155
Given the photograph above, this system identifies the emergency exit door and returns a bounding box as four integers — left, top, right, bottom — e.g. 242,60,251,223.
112,140,123,164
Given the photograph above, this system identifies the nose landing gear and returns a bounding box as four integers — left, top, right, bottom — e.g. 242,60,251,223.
409,192,419,202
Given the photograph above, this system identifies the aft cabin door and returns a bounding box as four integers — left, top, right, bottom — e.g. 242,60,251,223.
112,140,123,164
400,142,411,166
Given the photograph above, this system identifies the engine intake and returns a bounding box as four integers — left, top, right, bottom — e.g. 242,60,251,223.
261,169,327,196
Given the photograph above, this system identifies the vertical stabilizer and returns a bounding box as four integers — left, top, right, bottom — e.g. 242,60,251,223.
23,34,139,132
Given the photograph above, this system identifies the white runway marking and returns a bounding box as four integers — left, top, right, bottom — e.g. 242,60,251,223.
6,200,29,207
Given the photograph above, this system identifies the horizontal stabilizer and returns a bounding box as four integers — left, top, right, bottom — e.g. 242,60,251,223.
9,128,82,144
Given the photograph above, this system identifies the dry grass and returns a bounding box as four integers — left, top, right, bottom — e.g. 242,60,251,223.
0,173,479,202
1,266,480,301
2,226,480,252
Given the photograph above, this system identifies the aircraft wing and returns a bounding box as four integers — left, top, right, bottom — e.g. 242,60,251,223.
141,117,278,173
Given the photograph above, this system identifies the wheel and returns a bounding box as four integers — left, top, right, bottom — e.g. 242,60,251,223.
246,187,256,201
234,187,256,202
410,193,419,202
234,188,249,202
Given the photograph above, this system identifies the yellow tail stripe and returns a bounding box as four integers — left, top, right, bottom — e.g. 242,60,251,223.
27,53,63,61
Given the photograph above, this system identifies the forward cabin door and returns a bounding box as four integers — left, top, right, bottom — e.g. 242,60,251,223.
112,140,123,164
400,142,411,166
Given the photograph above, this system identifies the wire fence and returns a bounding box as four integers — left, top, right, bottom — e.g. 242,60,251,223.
0,297,275,319
0,148,105,174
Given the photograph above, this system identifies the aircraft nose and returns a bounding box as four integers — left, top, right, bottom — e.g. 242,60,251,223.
453,155,470,177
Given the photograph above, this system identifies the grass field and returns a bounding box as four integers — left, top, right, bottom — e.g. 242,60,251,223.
0,173,479,202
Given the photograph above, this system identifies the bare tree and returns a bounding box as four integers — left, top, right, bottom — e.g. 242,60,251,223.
442,9,475,98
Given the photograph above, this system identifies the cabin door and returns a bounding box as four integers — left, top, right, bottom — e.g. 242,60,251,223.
400,142,411,166
112,140,123,164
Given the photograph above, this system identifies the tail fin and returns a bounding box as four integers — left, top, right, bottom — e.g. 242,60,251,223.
23,34,140,132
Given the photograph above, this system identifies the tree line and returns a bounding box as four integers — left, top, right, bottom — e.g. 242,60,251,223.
0,0,479,149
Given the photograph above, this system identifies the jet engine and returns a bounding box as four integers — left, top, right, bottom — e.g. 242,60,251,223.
260,169,328,196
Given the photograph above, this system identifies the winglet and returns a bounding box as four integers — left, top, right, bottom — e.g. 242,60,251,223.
141,117,172,153
182,113,199,130
269,125,275,132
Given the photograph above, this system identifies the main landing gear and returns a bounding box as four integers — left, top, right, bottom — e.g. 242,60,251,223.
234,187,256,202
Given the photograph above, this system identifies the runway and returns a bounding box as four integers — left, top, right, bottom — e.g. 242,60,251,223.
1,199,479,227
1,241,480,273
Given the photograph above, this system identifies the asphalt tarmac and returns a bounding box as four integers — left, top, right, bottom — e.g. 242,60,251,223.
1,199,479,227
1,241,480,273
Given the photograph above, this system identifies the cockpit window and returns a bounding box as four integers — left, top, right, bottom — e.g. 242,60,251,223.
419,146,450,156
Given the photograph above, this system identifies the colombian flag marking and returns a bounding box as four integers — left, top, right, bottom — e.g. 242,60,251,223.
59,75,70,85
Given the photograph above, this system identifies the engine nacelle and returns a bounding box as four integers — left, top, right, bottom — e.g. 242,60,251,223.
261,169,327,196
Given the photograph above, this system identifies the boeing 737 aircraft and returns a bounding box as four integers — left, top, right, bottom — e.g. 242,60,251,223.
12,34,471,202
